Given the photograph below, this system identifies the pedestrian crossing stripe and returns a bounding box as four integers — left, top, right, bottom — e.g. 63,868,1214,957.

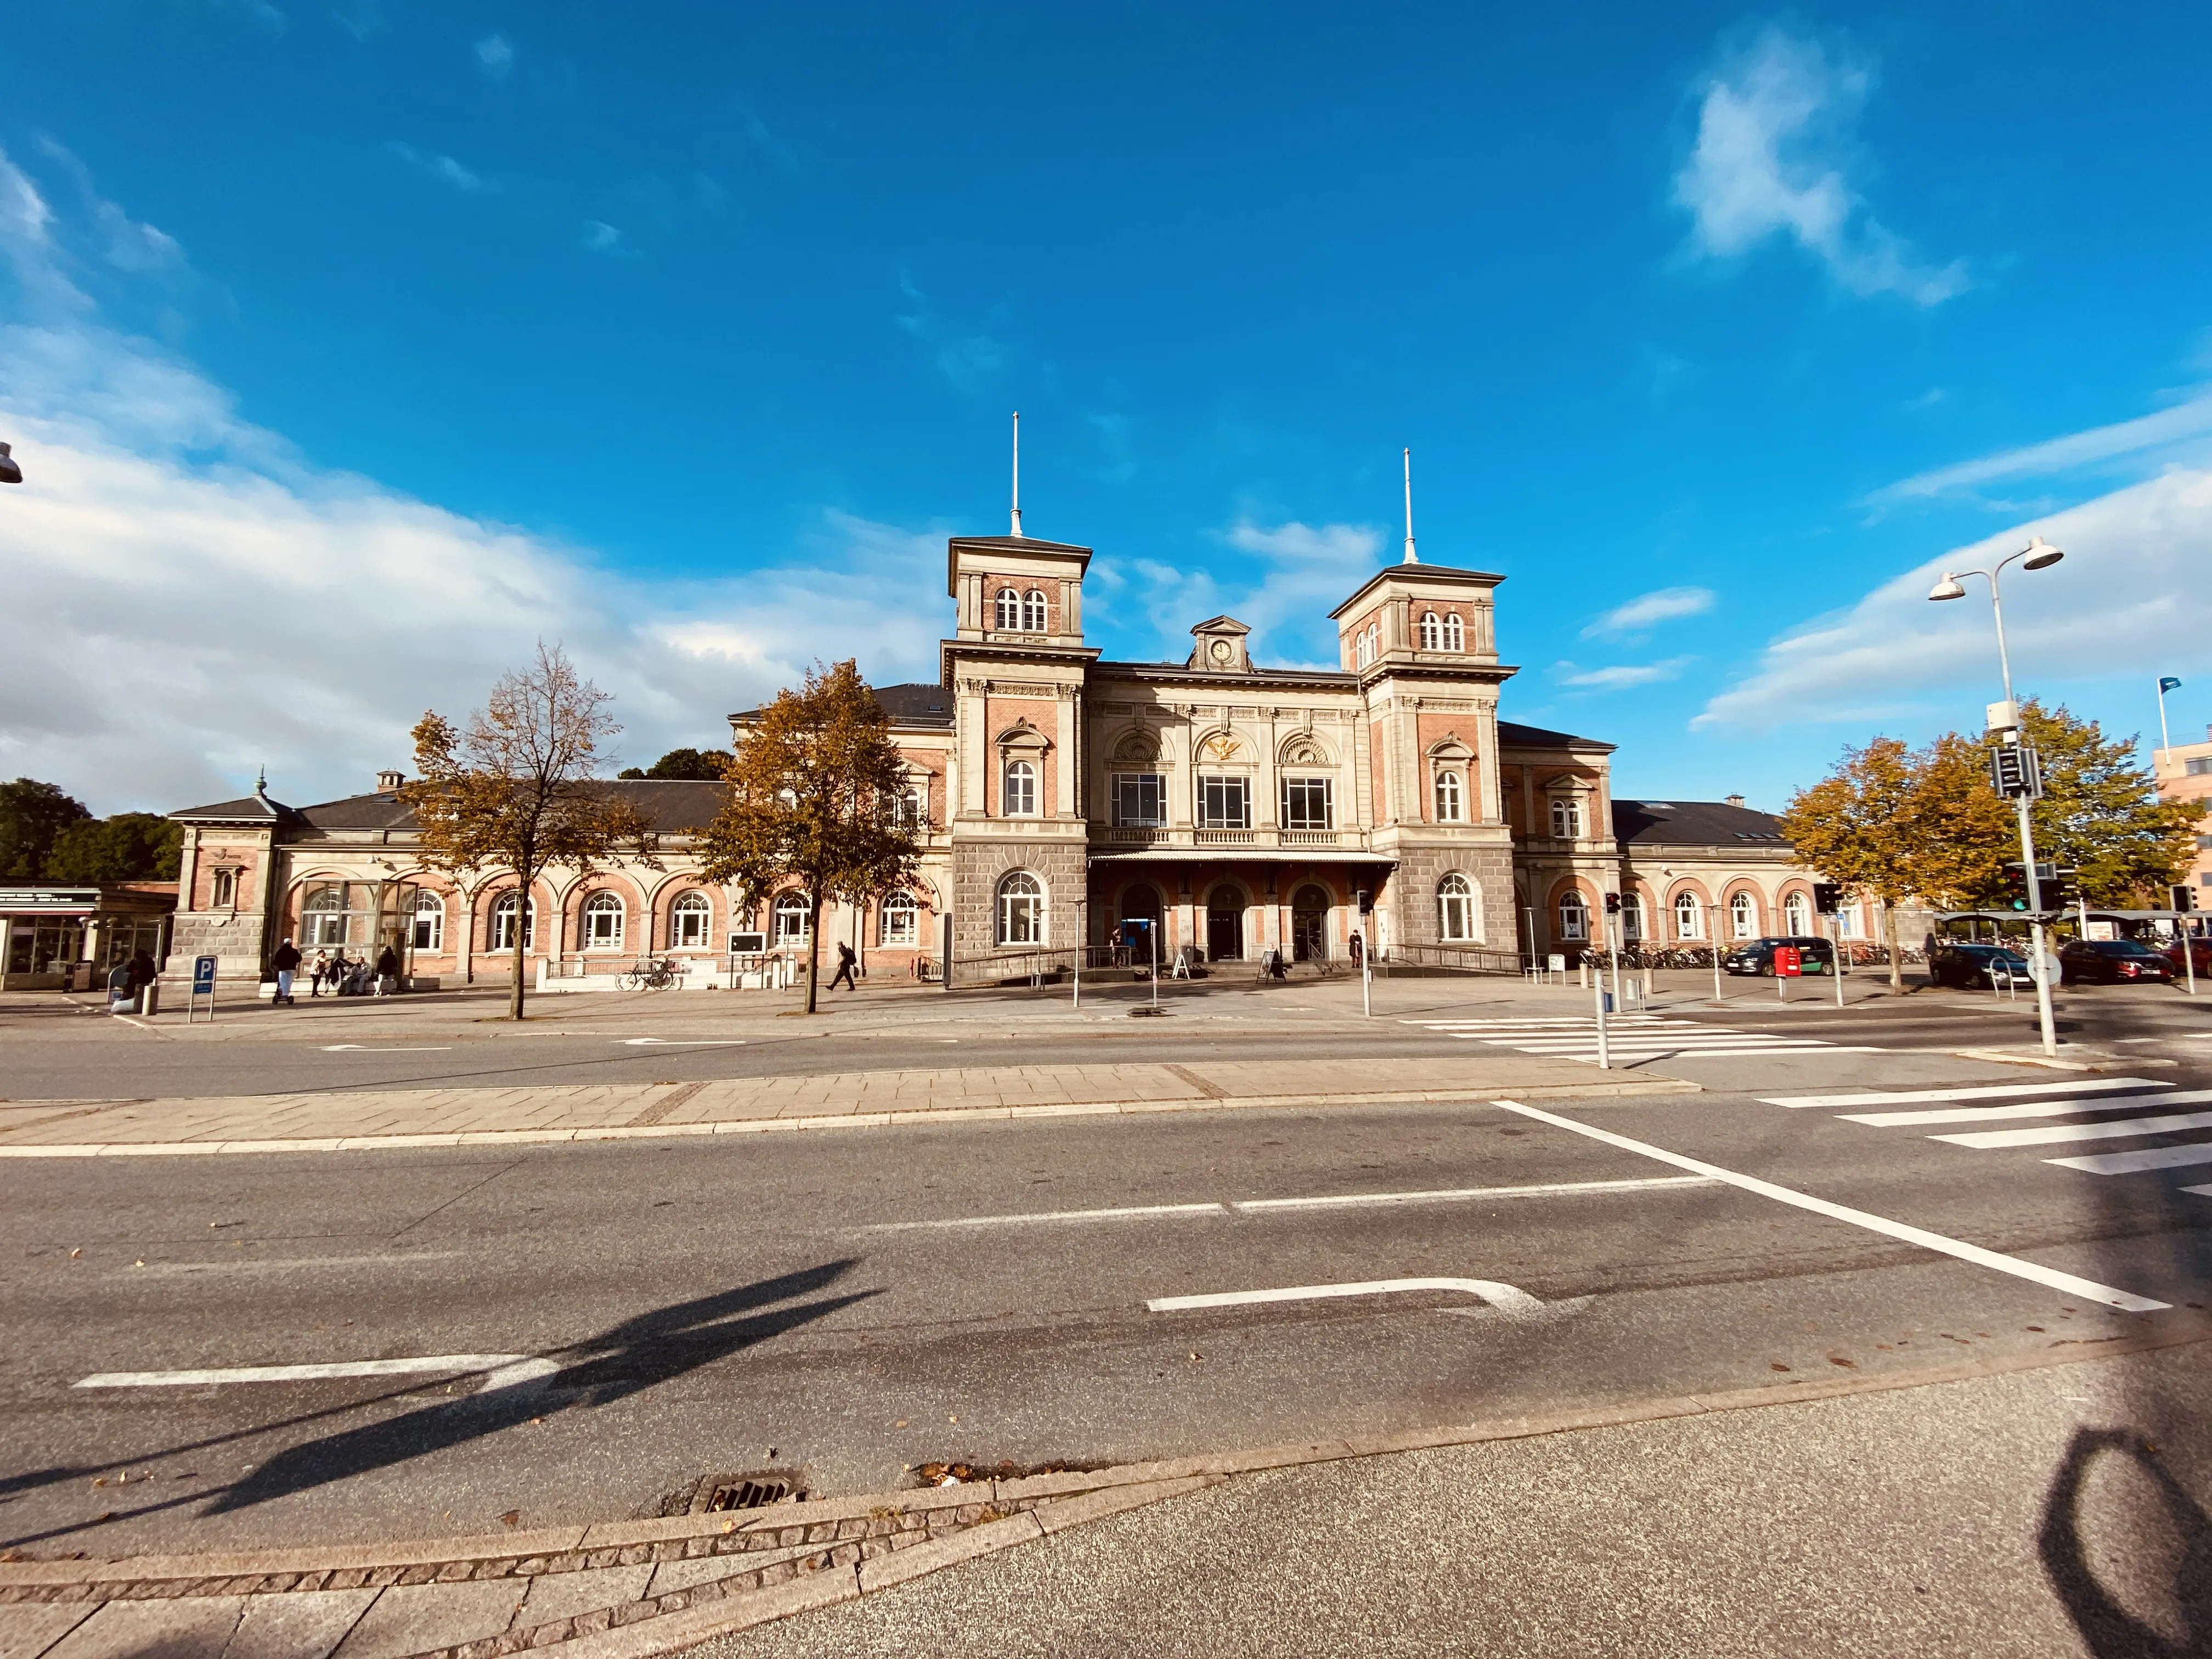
1399,1016,1881,1064
1759,1077,2169,1108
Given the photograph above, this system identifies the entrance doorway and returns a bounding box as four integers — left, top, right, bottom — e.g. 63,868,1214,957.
1205,885,1244,961
1290,885,1330,962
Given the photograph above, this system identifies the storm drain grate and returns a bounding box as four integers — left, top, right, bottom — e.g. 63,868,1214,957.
701,1476,794,1513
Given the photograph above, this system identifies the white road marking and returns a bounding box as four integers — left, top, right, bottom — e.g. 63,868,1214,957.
132,1252,462,1276
2049,1144,2212,1177
1147,1277,1547,1319
2182,1183,2212,1197
1761,1079,2169,1109
1489,1097,2169,1314
76,1353,558,1392
1841,1089,2212,1128
1934,1109,2212,1150
1409,1014,1882,1067
319,1045,453,1052
618,1038,747,1047
866,1203,1229,1231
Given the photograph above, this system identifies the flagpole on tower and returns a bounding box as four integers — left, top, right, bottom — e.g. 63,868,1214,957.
1401,448,1418,565
2159,675,2180,752
1010,411,1023,539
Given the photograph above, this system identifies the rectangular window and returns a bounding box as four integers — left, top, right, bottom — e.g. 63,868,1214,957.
210,868,238,907
2188,757,2212,775
1280,777,1333,831
1112,772,1166,827
1197,775,1251,829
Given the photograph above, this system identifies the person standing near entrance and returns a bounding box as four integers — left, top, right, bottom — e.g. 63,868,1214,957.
829,941,859,991
270,937,302,1006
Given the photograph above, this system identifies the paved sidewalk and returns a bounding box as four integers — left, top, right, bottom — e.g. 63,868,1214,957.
0,1056,1683,1156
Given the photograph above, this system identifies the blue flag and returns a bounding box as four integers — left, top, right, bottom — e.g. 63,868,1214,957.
2161,675,2184,693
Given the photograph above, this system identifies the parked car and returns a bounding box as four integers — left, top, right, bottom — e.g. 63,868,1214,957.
1722,936,1836,977
2057,939,2176,986
2167,935,2212,977
1928,942,2035,990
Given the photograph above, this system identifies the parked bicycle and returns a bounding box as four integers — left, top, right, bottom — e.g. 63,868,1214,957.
619,956,681,991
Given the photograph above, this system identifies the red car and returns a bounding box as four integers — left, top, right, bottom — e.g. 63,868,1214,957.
2169,935,2212,977
2057,939,2175,986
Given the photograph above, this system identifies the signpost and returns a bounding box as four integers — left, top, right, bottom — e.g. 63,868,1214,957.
187,953,217,1023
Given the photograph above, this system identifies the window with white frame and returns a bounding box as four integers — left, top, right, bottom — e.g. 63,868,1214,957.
1550,797,1584,839
889,783,924,830
1559,893,1589,941
1837,905,1860,938
1281,776,1333,831
1419,612,1442,650
1111,772,1165,827
1434,770,1464,822
411,889,445,952
490,891,535,951
582,890,625,950
669,891,712,949
1442,612,1465,651
994,587,1021,630
879,890,919,946
1730,890,1755,940
1674,891,1702,939
997,871,1043,945
1002,758,1038,816
1438,872,1478,942
1197,775,1251,829
1022,588,1047,631
772,893,809,946
1620,894,1644,942
1784,892,1812,935
210,868,239,908
301,884,346,947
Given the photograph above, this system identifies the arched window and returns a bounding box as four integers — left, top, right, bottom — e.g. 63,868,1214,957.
490,891,535,951
1728,891,1754,940
772,892,810,946
1550,797,1584,839
1002,758,1037,816
1438,873,1477,942
995,587,1021,630
1022,588,1047,631
411,889,445,952
1442,612,1465,652
582,890,625,950
1559,892,1589,942
1620,893,1644,942
1674,891,1702,940
668,890,712,949
1784,891,1812,935
894,785,923,829
1419,612,1442,650
1435,770,1464,823
301,884,347,947
997,871,1043,946
879,890,919,947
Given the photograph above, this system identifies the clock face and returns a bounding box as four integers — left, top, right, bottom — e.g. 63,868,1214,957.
1209,638,1234,663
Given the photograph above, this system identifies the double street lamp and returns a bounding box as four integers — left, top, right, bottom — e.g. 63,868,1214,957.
1929,534,2065,1056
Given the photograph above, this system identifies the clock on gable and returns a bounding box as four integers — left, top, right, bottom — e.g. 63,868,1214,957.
1187,615,1252,673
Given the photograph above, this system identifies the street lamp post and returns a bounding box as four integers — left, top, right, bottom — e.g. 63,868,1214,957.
1929,534,2064,1057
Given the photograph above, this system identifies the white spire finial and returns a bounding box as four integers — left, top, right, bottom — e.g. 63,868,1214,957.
1010,411,1023,539
1402,447,1418,564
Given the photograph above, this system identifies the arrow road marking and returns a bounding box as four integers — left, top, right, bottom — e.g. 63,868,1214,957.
1148,1277,1547,1320
617,1039,747,1046
76,1353,560,1393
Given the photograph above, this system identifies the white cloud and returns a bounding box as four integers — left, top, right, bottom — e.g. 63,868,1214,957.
1871,390,2212,503
1674,26,1965,306
1107,518,1382,668
1581,585,1713,637
475,33,515,81
0,143,944,814
580,219,639,257
894,272,1007,393
1556,658,1695,690
386,142,492,194
1695,469,2212,731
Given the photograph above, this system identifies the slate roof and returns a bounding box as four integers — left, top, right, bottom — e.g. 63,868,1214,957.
175,780,731,838
1611,798,1791,848
729,682,953,728
1497,720,1613,752
169,793,297,825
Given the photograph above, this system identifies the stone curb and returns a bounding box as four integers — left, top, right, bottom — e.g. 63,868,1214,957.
0,1077,1688,1160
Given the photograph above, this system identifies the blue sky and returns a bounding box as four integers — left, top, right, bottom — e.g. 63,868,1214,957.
4,3,2211,812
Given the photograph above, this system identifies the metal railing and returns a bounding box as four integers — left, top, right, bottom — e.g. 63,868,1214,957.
1379,943,1526,976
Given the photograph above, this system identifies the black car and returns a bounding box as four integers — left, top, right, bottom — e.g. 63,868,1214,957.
1722,935,1836,977
2057,939,2176,986
1928,942,2035,990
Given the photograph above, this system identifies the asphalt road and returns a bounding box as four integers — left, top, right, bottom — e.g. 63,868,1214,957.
5,1018,2209,1563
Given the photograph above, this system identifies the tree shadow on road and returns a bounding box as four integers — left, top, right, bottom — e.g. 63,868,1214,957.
2040,1425,2212,1657
201,1259,876,1515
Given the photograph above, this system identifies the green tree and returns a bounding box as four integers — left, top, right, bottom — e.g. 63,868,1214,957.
46,813,185,884
1778,737,1923,988
617,747,728,781
401,643,659,1021
0,778,92,879
698,660,921,1014
2016,700,2198,906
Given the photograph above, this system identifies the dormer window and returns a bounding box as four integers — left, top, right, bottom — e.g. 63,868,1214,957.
1550,797,1584,839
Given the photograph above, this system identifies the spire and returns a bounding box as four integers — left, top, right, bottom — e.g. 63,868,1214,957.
253,766,268,801
1009,410,1023,539
1401,448,1418,565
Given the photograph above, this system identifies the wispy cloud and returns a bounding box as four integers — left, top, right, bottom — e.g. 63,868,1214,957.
1555,657,1694,690
580,219,639,258
894,272,1008,394
385,142,493,194
329,0,384,41
1106,517,1381,668
1673,26,1965,306
475,32,514,82
1870,390,2212,503
1581,585,1713,638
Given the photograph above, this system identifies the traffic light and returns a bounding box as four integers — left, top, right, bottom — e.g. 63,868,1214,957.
1997,864,2030,911
2175,884,2199,915
2051,867,2082,906
1355,888,1373,915
1989,743,2043,800
1813,882,1842,915
1604,892,1621,915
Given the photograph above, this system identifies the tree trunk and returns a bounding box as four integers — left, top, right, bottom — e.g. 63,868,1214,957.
510,889,529,1021
804,885,823,1014
1884,899,1902,992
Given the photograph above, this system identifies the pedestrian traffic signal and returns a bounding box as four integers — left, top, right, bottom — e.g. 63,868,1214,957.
1988,743,2042,800
1998,864,2030,911
1604,892,1621,915
2175,884,2198,915
1355,888,1373,915
1812,882,1842,915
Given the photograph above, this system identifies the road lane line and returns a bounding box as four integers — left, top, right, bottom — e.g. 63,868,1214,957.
1762,1079,2170,1109
1844,1089,2212,1128
865,1202,1229,1231
2182,1184,2212,1197
1147,1277,1547,1319
618,1039,747,1046
1934,1109,2212,1150
1233,1175,1716,1211
1490,1098,2169,1314
2049,1144,2212,1176
76,1353,542,1389
319,1045,453,1052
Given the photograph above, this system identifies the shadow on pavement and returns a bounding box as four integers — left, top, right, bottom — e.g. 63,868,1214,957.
2040,1426,2212,1657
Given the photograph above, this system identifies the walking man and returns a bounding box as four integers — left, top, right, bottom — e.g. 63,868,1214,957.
829,940,859,991
270,936,302,1007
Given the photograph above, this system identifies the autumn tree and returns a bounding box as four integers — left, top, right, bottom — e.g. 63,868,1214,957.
1779,737,1925,989
617,747,729,781
698,661,922,1014
2011,701,2198,906
400,644,658,1020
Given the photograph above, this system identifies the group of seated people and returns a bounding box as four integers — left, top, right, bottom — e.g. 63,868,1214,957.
310,946,401,996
